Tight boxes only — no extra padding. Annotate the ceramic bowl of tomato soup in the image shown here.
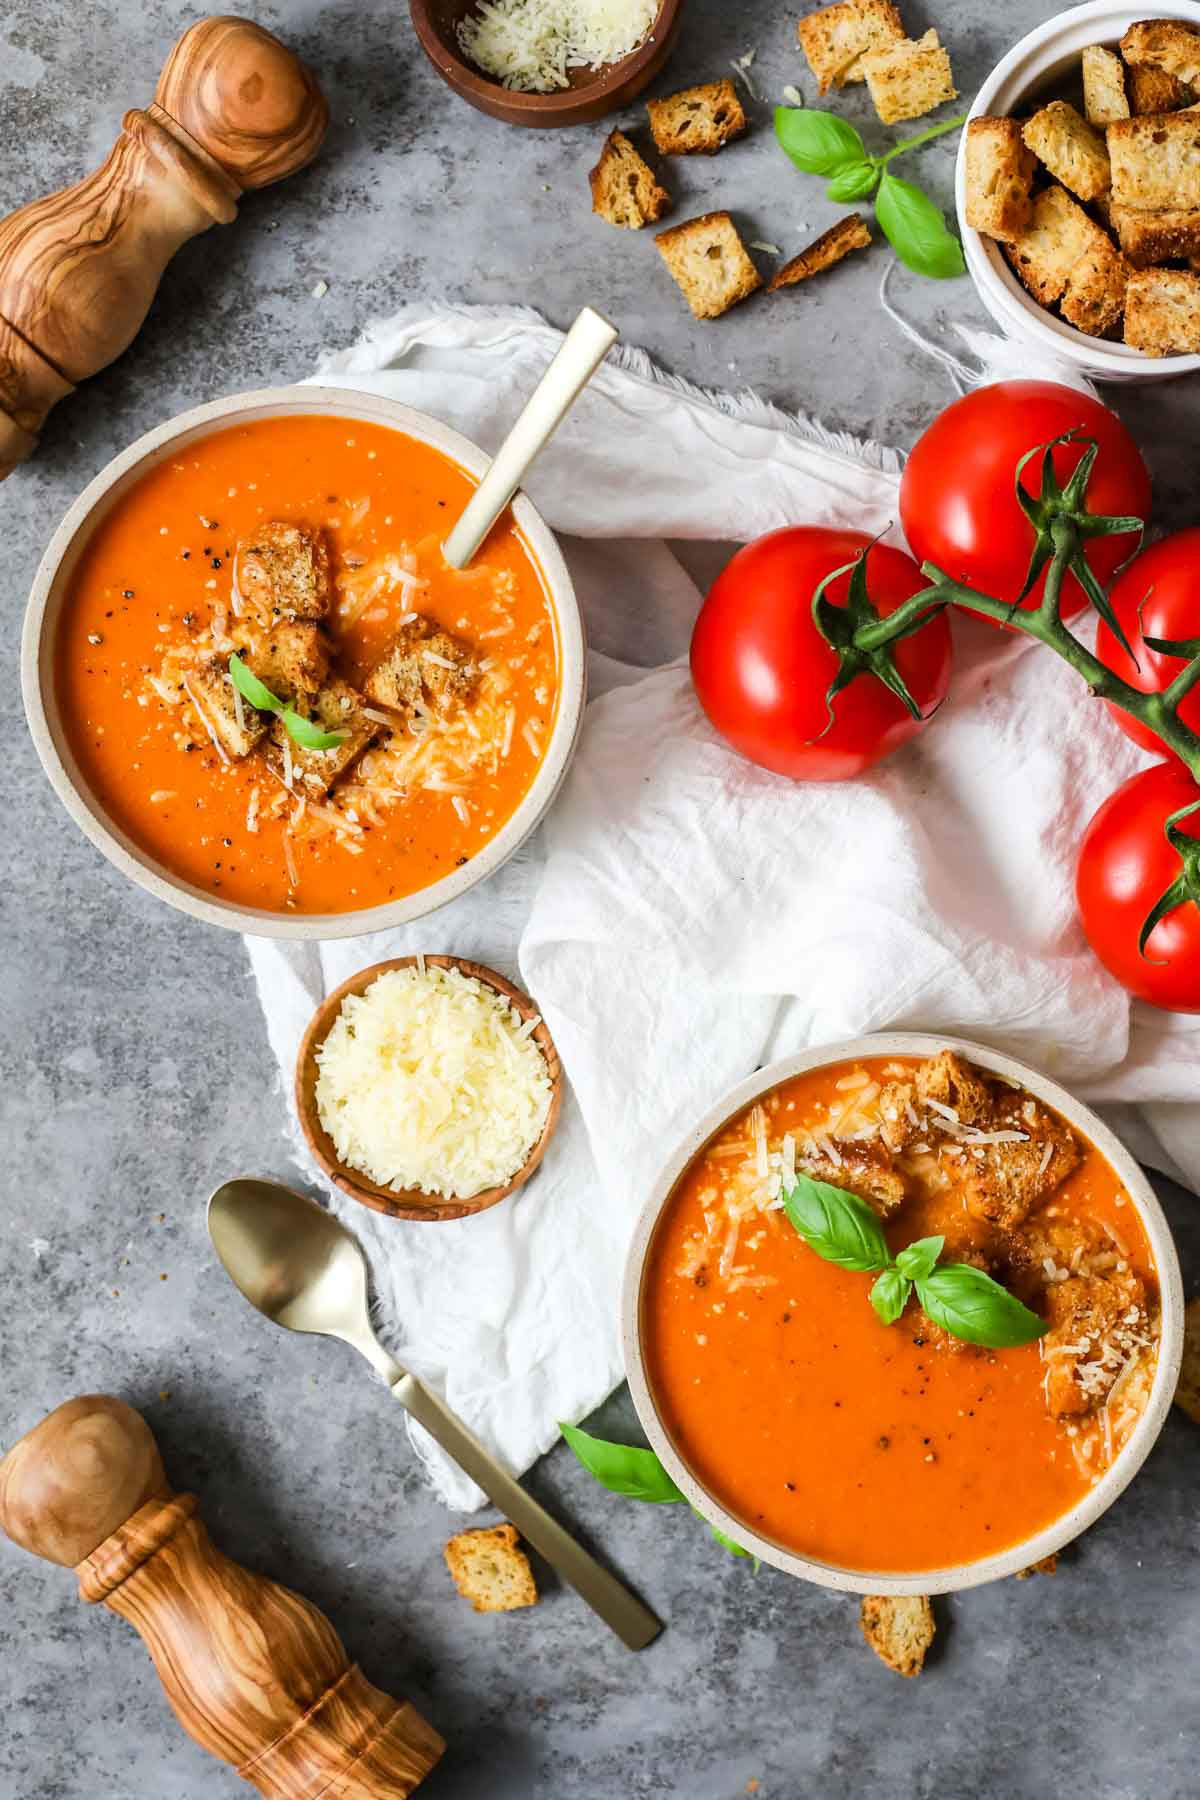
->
[22,387,584,938]
[624,1034,1183,1594]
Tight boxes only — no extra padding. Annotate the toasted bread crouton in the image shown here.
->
[915,1051,993,1130]
[1082,44,1130,125]
[1109,112,1200,208]
[1061,229,1130,337]
[1126,60,1191,112]
[1015,1553,1059,1578]
[1121,18,1200,87]
[860,1594,935,1676]
[1043,1271,1149,1416]
[363,615,479,717]
[264,678,379,798]
[768,214,871,289]
[164,651,267,761]
[444,1524,538,1613]
[589,129,671,229]
[1004,185,1106,306]
[860,29,957,125]
[1173,1295,1200,1422]
[1125,266,1200,352]
[799,1143,906,1218]
[964,116,1037,240]
[235,522,331,627]
[647,80,745,156]
[1111,201,1200,266]
[961,1103,1081,1232]
[231,620,329,705]
[797,0,904,92]
[655,211,762,319]
[1022,100,1111,202]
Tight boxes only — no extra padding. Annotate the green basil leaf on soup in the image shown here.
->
[875,171,966,280]
[775,105,868,175]
[895,1234,944,1283]
[281,707,351,751]
[559,1422,686,1503]
[228,652,283,714]
[782,1171,891,1273]
[914,1263,1047,1349]
[869,1267,912,1327]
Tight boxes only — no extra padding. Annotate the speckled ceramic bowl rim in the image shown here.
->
[956,0,1200,384]
[21,385,586,941]
[622,1031,1184,1596]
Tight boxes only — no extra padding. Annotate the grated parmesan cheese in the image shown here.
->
[458,0,656,92]
[314,964,553,1199]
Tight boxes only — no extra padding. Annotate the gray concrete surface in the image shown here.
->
[1,2,1199,1796]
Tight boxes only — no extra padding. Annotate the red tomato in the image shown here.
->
[900,381,1151,622]
[1094,530,1200,755]
[689,526,952,782]
[1076,761,1200,1011]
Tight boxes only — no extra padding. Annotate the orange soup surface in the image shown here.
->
[642,1055,1160,1574]
[56,415,560,914]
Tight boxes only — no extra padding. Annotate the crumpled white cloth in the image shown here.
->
[247,302,1200,1509]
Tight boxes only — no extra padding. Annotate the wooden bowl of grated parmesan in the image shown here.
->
[410,0,685,128]
[296,954,562,1220]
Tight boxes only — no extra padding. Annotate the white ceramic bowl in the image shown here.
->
[622,1032,1184,1595]
[21,386,586,940]
[957,0,1200,384]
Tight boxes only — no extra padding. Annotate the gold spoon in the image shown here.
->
[207,1177,661,1650]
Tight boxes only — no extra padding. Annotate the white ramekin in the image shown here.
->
[957,0,1200,384]
[622,1032,1183,1595]
[21,386,586,941]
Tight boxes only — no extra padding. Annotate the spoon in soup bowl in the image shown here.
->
[207,1176,661,1649]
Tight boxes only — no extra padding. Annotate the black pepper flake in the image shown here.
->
[785,1481,795,1491]
[877,1435,890,1450]
[122,589,134,598]
[210,557,222,570]
[222,837,232,847]
[456,855,468,866]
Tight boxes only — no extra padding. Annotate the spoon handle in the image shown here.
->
[441,306,618,570]
[390,1372,661,1651]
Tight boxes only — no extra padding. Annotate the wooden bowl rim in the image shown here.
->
[409,0,683,116]
[294,954,563,1222]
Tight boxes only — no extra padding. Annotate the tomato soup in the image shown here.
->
[55,414,560,914]
[641,1053,1160,1574]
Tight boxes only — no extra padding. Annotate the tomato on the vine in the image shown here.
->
[899,381,1151,621]
[689,527,952,782]
[1094,530,1200,755]
[1076,761,1200,1012]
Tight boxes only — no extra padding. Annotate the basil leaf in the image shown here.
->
[281,707,351,751]
[826,160,880,203]
[915,1264,1047,1349]
[875,171,965,280]
[708,1522,758,1568]
[782,1171,890,1273]
[559,1422,685,1503]
[228,652,282,714]
[775,105,867,176]
[895,1235,944,1282]
[869,1267,911,1326]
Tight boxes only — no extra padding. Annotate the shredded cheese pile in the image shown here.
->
[314,963,553,1199]
[457,0,657,92]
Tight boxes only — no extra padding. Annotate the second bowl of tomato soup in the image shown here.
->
[23,387,584,938]
[623,1034,1183,1594]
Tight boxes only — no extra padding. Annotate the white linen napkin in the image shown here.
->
[247,303,1200,1508]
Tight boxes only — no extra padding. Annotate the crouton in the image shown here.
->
[230,620,329,704]
[166,651,267,761]
[655,211,762,319]
[964,116,1038,241]
[1111,201,1200,266]
[961,1103,1081,1232]
[1173,1295,1200,1422]
[1003,185,1107,306]
[1126,60,1191,112]
[1022,100,1111,202]
[589,129,671,229]
[1015,1553,1059,1578]
[1125,267,1200,353]
[800,1144,906,1218]
[264,678,379,798]
[646,80,746,156]
[1121,18,1200,87]
[1061,229,1130,337]
[235,522,331,626]
[363,615,479,716]
[860,30,957,125]
[768,214,871,289]
[444,1524,538,1613]
[1082,44,1130,125]
[797,0,904,93]
[914,1051,993,1130]
[877,1079,919,1152]
[1109,112,1200,209]
[1043,1271,1149,1416]
[860,1594,935,1676]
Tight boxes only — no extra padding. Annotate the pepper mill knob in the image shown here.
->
[0,1396,444,1799]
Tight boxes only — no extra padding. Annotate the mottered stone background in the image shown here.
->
[1,2,1198,1796]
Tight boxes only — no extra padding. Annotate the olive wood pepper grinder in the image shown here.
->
[0,14,328,479]
[0,1395,444,1797]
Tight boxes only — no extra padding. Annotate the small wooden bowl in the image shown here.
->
[410,0,685,128]
[295,955,563,1222]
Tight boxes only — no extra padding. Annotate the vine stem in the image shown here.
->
[878,111,969,167]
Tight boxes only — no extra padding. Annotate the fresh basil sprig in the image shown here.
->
[559,1422,758,1568]
[773,105,966,281]
[782,1171,1045,1349]
[228,653,350,751]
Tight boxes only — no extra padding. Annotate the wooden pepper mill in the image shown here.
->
[0,14,328,479]
[0,1396,444,1797]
